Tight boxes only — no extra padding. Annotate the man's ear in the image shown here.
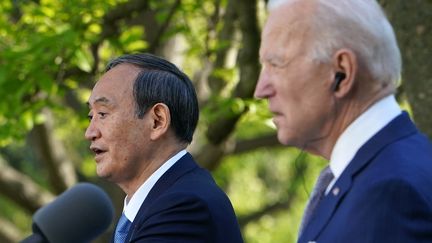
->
[331,48,358,98]
[148,103,171,140]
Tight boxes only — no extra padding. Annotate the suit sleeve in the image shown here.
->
[130,192,215,243]
[347,178,432,242]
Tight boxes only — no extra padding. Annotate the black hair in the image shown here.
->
[106,53,199,144]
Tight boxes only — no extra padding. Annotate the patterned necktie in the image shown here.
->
[114,213,131,243]
[299,166,334,236]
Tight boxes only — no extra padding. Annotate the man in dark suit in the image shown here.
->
[255,0,432,242]
[85,53,243,242]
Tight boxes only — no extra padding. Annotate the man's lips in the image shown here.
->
[268,104,280,116]
[90,146,107,161]
[271,111,283,126]
[90,146,106,154]
[270,110,283,117]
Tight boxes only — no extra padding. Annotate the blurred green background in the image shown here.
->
[0,0,431,242]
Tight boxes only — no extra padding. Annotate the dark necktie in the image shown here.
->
[299,166,334,236]
[114,213,131,243]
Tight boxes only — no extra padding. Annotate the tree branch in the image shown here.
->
[205,0,261,146]
[0,156,55,213]
[238,198,296,227]
[207,0,238,93]
[195,133,281,170]
[233,0,261,99]
[100,0,150,40]
[28,110,77,193]
[197,0,262,170]
[237,153,309,228]
[147,0,182,53]
[192,0,238,106]
[233,133,281,154]
[0,216,23,243]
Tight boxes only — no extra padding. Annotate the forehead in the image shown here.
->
[260,2,314,60]
[88,64,141,106]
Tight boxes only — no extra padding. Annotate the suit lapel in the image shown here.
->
[125,152,198,242]
[139,153,197,208]
[299,112,418,242]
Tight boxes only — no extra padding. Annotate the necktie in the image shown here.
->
[114,213,131,243]
[299,166,334,236]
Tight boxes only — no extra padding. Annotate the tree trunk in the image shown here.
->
[382,0,432,138]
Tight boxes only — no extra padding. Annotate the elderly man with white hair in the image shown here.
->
[255,0,432,242]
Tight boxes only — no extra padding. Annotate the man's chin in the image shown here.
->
[277,132,303,148]
[276,132,292,146]
[96,167,113,181]
[100,174,113,179]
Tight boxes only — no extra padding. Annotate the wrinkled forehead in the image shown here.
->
[260,4,314,61]
[264,0,315,37]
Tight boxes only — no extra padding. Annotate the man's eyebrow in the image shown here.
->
[261,54,286,65]
[86,97,111,108]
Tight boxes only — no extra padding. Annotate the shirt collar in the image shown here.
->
[123,150,187,222]
[329,95,401,179]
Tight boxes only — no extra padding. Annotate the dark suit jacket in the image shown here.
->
[120,153,243,243]
[299,112,432,243]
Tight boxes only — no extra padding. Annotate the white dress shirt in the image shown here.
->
[122,150,187,222]
[326,95,402,193]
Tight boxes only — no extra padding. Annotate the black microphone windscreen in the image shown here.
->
[32,183,114,243]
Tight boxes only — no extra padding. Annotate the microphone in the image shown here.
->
[21,183,115,243]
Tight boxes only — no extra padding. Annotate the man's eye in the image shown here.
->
[269,61,283,68]
[87,112,107,120]
[262,61,277,70]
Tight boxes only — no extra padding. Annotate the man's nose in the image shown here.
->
[85,120,101,141]
[254,69,274,98]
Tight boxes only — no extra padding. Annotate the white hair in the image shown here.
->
[268,0,402,87]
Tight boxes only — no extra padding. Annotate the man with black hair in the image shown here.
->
[86,53,243,243]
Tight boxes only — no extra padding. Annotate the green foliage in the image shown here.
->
[1,1,317,241]
[4,1,423,242]
[0,0,100,145]
[214,148,327,242]
[0,195,31,234]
